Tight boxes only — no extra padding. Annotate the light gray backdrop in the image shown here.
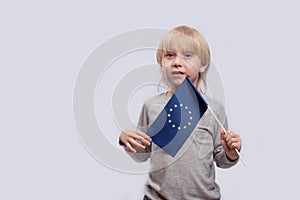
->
[1,0,299,199]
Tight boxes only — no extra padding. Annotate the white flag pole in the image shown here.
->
[207,106,247,167]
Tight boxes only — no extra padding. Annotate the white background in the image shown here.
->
[1,0,300,199]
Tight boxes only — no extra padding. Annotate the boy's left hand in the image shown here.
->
[220,130,242,161]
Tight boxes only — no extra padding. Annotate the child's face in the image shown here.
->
[161,42,205,91]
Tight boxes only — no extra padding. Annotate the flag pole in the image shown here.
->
[207,106,247,167]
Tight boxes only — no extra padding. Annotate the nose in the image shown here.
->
[173,55,183,67]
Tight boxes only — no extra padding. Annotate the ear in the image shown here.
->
[199,64,208,73]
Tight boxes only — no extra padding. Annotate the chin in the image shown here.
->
[169,79,185,90]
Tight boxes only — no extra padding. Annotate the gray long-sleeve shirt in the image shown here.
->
[126,93,238,200]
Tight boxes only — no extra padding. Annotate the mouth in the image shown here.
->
[172,71,186,76]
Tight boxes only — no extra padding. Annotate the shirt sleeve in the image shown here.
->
[124,103,151,162]
[212,101,239,168]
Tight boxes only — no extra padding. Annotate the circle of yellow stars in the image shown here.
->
[167,103,193,131]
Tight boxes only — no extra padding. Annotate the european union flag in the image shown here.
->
[146,77,208,157]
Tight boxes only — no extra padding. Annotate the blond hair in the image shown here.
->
[156,25,210,91]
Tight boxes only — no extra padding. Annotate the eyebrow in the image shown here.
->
[164,49,194,54]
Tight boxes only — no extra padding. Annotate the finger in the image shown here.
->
[220,129,226,135]
[220,130,226,140]
[226,136,241,146]
[225,131,239,143]
[226,131,240,139]
[140,138,152,146]
[222,133,237,150]
[134,136,151,146]
[132,130,152,146]
[223,130,235,140]
[133,129,152,141]
[128,133,151,146]
[220,139,229,151]
[227,139,242,151]
[226,137,239,146]
[122,129,149,141]
[125,142,137,153]
[225,134,232,143]
[232,141,242,151]
[128,138,147,150]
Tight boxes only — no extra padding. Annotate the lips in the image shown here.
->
[172,71,185,75]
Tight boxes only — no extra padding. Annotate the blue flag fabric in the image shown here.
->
[146,77,208,157]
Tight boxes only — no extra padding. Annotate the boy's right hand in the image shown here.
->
[119,129,152,153]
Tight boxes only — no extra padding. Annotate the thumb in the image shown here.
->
[220,129,226,140]
[220,130,229,151]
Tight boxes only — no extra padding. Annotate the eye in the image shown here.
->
[184,52,193,58]
[164,52,175,58]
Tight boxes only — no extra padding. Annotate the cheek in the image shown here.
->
[186,65,200,80]
[161,62,172,72]
[161,59,172,67]
[187,64,200,76]
[160,66,170,78]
